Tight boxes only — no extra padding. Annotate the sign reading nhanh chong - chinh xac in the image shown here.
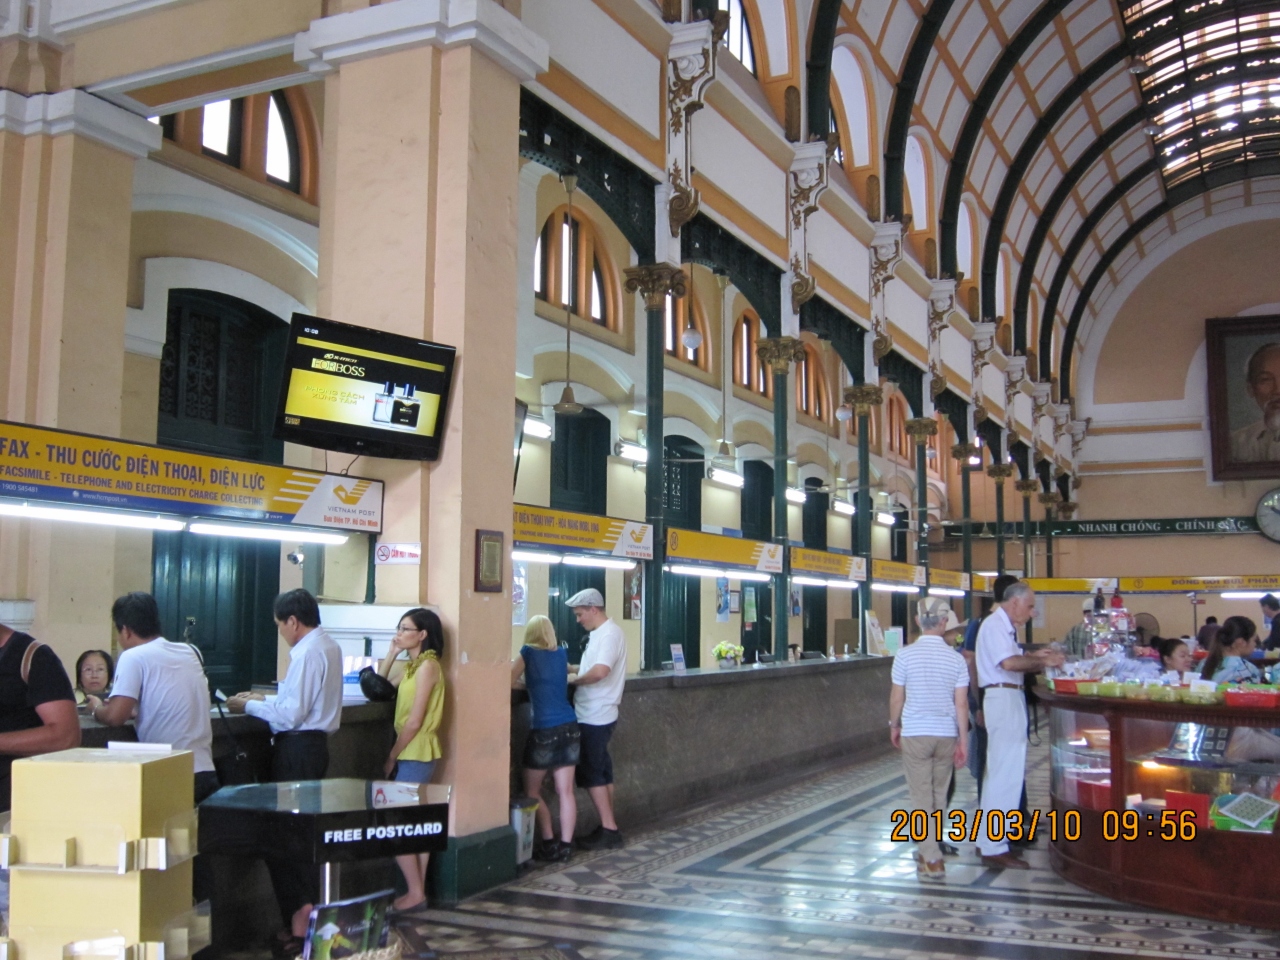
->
[0,420,383,532]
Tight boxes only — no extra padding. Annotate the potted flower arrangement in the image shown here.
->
[712,641,744,668]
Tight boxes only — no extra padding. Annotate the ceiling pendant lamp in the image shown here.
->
[553,173,584,416]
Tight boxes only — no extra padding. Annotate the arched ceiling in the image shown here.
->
[791,0,1280,401]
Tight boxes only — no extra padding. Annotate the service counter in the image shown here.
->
[1042,687,1280,929]
[513,656,895,829]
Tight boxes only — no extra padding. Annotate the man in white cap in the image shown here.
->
[888,597,969,881]
[566,587,627,849]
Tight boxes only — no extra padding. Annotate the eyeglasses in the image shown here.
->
[396,625,424,634]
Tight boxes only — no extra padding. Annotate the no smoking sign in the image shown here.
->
[374,542,422,565]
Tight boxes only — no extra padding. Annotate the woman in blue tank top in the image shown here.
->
[512,616,580,861]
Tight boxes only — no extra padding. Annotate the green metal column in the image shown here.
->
[906,419,934,572]
[988,464,1013,575]
[1044,495,1057,578]
[1017,479,1036,577]
[772,367,790,660]
[624,265,686,670]
[956,442,974,620]
[846,385,881,654]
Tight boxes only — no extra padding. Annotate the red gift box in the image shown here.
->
[1166,789,1211,827]
[1079,778,1112,811]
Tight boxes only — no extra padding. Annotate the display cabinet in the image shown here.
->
[1042,688,1280,929]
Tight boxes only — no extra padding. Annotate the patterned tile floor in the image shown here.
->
[394,735,1280,960]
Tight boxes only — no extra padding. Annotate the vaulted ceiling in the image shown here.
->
[796,0,1280,399]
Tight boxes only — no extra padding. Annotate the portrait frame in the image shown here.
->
[1207,315,1280,480]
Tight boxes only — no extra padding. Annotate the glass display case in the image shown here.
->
[1043,688,1280,929]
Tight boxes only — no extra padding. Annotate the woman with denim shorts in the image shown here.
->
[377,607,445,912]
[512,615,580,862]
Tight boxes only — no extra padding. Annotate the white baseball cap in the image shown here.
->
[918,596,962,633]
[565,588,605,609]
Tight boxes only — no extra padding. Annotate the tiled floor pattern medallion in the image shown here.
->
[398,740,1280,959]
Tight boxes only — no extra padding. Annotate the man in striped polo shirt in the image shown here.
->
[889,597,970,881]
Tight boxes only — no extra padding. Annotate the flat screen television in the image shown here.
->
[274,314,457,461]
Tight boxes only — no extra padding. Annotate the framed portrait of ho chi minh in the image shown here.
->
[1207,315,1280,480]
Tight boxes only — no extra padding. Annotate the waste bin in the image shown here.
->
[511,796,539,864]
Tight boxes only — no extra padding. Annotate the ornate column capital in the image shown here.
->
[1014,479,1040,497]
[1056,500,1078,520]
[904,417,938,440]
[986,463,1016,483]
[1037,491,1061,508]
[624,264,687,311]
[844,384,884,416]
[755,336,807,374]
[951,441,978,460]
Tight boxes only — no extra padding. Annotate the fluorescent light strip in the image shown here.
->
[875,512,897,526]
[870,582,919,594]
[523,418,552,439]
[928,587,966,597]
[511,550,562,564]
[0,501,185,531]
[562,555,635,570]
[1221,591,1266,600]
[616,441,647,463]
[667,564,725,578]
[792,575,859,590]
[188,522,347,545]
[785,487,807,504]
[833,500,855,516]
[736,570,774,582]
[708,467,744,488]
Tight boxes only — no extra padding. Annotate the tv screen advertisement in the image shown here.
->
[275,314,457,461]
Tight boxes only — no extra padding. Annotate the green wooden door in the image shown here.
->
[548,564,606,664]
[662,436,703,668]
[152,290,288,692]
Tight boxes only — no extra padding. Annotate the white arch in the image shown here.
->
[126,257,309,358]
[831,43,872,167]
[904,134,929,228]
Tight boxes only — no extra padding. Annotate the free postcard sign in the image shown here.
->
[513,504,653,559]
[0,419,383,532]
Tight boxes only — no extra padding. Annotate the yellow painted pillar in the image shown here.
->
[0,89,159,665]
[301,0,548,897]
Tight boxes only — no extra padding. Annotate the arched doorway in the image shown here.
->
[151,289,289,693]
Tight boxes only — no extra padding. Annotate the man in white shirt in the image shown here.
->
[974,580,1063,869]
[889,598,969,881]
[91,592,218,903]
[91,592,218,798]
[566,588,627,850]
[226,588,342,949]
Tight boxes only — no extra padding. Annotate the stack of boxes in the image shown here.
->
[4,747,208,959]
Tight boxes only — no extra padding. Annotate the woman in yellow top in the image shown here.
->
[377,606,445,913]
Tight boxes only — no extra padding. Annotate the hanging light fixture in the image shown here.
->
[713,270,734,469]
[554,173,584,415]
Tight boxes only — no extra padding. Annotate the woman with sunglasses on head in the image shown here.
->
[377,607,445,914]
[1200,615,1262,684]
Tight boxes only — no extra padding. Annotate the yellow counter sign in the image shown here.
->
[929,568,970,591]
[872,559,926,586]
[790,548,866,581]
[513,504,653,559]
[0,419,383,531]
[666,528,783,573]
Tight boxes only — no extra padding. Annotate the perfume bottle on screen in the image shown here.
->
[391,384,421,428]
[373,383,395,423]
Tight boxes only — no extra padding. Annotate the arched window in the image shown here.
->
[904,135,930,230]
[664,289,710,371]
[885,393,912,462]
[795,344,831,424]
[927,415,950,477]
[155,89,317,202]
[732,310,772,398]
[996,249,1010,321]
[719,0,756,75]
[534,206,617,329]
[956,200,975,283]
[831,45,872,169]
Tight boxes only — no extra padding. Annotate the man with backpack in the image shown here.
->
[0,620,80,811]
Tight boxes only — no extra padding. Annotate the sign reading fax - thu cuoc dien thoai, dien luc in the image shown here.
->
[0,419,383,532]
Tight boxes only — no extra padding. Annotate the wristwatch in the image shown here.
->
[888,720,900,728]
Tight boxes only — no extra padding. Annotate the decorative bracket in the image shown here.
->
[665,21,717,239]
[1030,381,1052,421]
[970,320,996,393]
[869,221,902,364]
[927,280,955,345]
[1069,419,1090,459]
[1004,355,1027,413]
[787,141,829,315]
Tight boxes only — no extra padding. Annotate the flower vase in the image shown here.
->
[718,657,738,669]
